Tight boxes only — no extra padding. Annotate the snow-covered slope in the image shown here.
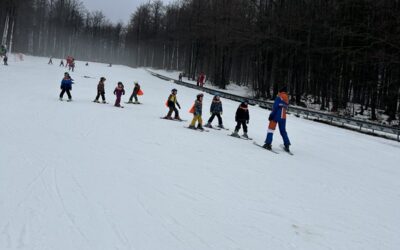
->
[1,56,399,250]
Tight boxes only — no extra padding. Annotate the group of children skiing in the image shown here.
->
[58,72,291,152]
[160,87,291,152]
[58,73,143,107]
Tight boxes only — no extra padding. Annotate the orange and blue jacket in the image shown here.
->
[270,92,289,121]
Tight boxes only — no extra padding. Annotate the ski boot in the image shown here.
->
[59,97,63,101]
[188,125,196,130]
[204,122,212,128]
[242,133,249,139]
[67,98,72,102]
[283,144,290,152]
[164,116,173,120]
[230,130,240,138]
[102,100,107,104]
[174,116,182,121]
[217,124,224,129]
[197,124,204,131]
[262,144,272,150]
[93,99,100,103]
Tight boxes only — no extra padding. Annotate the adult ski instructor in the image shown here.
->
[263,86,291,152]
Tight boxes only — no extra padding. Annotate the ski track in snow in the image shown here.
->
[0,56,399,250]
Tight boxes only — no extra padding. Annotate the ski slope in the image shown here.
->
[1,56,399,250]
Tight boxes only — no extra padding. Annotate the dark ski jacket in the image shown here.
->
[210,100,223,114]
[132,84,140,95]
[97,81,105,93]
[235,103,249,122]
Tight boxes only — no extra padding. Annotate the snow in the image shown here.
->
[1,56,400,250]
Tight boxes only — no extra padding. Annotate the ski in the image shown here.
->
[125,102,142,105]
[160,117,187,122]
[204,125,229,131]
[204,125,221,130]
[228,134,253,140]
[253,142,279,154]
[93,101,109,104]
[279,144,294,155]
[184,126,209,132]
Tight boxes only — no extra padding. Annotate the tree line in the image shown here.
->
[1,0,399,122]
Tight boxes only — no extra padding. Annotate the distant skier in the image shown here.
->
[189,93,204,130]
[59,72,74,101]
[85,62,89,66]
[3,55,8,66]
[263,86,291,152]
[69,59,75,72]
[59,60,64,67]
[205,95,224,128]
[113,82,125,107]
[48,57,53,65]
[93,77,107,103]
[0,45,7,57]
[179,73,183,81]
[198,72,205,87]
[164,88,181,120]
[231,101,250,138]
[128,82,141,103]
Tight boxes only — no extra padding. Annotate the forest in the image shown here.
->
[1,0,399,122]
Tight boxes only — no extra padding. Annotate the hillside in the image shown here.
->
[0,56,399,250]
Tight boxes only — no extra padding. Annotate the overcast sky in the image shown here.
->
[80,0,173,24]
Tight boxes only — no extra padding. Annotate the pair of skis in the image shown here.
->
[253,142,293,155]
[124,101,142,105]
[204,124,229,131]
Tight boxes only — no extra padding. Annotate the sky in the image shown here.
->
[80,0,173,24]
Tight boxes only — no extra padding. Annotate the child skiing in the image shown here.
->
[60,60,64,67]
[128,82,141,103]
[113,82,125,107]
[205,95,224,128]
[231,101,250,138]
[93,77,107,103]
[263,86,291,152]
[59,72,74,101]
[189,93,204,130]
[3,55,8,66]
[164,88,181,120]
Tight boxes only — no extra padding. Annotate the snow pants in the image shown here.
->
[265,119,290,146]
[235,120,247,133]
[115,94,122,107]
[60,87,72,99]
[129,93,138,102]
[95,92,106,101]
[190,115,203,127]
[208,113,223,125]
[166,106,179,119]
